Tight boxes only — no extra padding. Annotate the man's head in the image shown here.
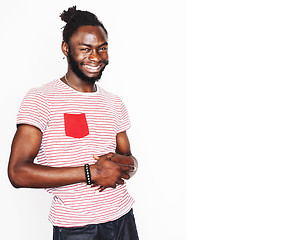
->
[60,6,109,82]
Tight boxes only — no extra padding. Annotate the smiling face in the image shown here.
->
[63,25,109,82]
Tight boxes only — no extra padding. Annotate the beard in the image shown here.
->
[67,51,109,83]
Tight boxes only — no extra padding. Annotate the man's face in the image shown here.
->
[67,25,109,82]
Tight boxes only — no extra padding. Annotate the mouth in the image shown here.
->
[82,63,103,73]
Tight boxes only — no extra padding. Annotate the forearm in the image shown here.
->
[109,153,138,178]
[125,155,138,178]
[114,131,137,177]
[8,162,86,189]
[9,125,90,189]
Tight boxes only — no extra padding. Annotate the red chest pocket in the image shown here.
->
[64,113,89,138]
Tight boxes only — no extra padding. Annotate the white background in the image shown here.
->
[189,0,287,240]
[0,0,186,240]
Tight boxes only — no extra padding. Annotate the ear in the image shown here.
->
[62,41,69,57]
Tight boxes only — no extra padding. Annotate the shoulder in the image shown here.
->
[24,79,66,103]
[37,79,61,95]
[25,80,56,95]
[21,80,61,110]
[97,86,124,103]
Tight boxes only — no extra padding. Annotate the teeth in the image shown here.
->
[85,65,101,71]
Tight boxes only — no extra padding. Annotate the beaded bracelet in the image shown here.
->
[84,164,92,185]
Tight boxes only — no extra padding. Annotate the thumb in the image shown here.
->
[93,155,100,160]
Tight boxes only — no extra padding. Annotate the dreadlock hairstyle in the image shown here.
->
[60,6,108,44]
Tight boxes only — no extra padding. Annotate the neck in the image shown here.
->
[63,71,97,92]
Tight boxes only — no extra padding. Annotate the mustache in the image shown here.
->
[67,51,109,83]
[80,59,109,66]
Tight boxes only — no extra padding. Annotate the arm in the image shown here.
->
[94,131,138,192]
[114,131,138,178]
[8,124,127,189]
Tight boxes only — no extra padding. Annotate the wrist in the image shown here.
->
[89,162,102,183]
[84,164,92,185]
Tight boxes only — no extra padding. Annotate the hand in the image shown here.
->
[102,153,137,177]
[90,153,131,192]
[109,153,137,177]
[108,153,134,167]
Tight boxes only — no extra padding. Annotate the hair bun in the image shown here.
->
[60,6,78,23]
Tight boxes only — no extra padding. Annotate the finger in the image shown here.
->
[93,155,100,160]
[121,173,130,180]
[95,186,103,191]
[105,152,115,160]
[119,165,133,172]
[117,179,125,185]
[99,186,107,192]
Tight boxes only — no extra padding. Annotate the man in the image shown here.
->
[8,6,139,240]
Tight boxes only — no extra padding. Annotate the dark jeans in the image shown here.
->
[53,209,139,240]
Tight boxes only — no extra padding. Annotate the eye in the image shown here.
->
[81,48,90,52]
[99,47,108,51]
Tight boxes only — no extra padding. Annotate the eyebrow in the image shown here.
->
[79,42,108,48]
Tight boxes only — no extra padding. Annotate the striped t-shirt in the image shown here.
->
[17,79,134,227]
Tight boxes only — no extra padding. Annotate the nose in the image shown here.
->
[89,50,102,62]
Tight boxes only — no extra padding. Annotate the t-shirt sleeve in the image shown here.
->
[116,98,131,133]
[17,88,50,133]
